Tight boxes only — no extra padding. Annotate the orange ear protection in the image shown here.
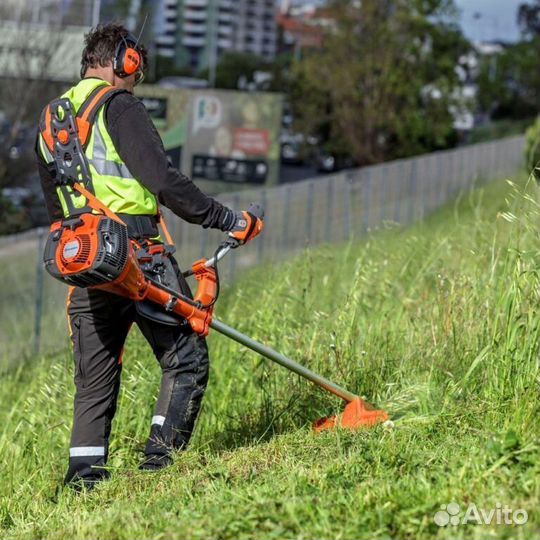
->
[113,33,142,78]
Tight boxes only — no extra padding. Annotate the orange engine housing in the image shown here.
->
[44,214,140,289]
[44,213,217,336]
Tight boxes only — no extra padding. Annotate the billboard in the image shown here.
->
[137,86,283,192]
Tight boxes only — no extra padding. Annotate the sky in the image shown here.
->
[291,0,525,43]
[454,0,524,43]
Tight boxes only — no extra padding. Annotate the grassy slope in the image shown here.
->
[0,175,538,540]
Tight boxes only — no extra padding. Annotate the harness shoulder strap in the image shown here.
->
[39,105,54,153]
[39,84,127,153]
[76,85,127,147]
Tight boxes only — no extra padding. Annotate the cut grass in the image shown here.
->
[0,173,538,540]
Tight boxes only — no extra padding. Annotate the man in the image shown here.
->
[35,23,263,490]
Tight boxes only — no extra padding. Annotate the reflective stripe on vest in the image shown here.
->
[90,114,135,179]
[38,78,157,218]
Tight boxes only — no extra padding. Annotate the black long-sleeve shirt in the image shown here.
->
[35,82,233,230]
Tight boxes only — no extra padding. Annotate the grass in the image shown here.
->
[0,173,538,539]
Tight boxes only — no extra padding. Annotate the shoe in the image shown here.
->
[139,453,173,471]
[65,475,102,493]
[64,464,109,492]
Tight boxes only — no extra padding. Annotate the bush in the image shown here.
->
[524,116,540,180]
[0,195,31,235]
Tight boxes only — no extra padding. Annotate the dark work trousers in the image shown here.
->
[64,263,210,484]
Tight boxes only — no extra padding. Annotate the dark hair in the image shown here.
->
[80,23,147,78]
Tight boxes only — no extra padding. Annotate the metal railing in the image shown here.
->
[0,135,525,368]
[167,135,524,276]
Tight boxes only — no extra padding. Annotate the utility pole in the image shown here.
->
[127,0,142,32]
[208,0,218,88]
[31,0,41,24]
[92,0,101,27]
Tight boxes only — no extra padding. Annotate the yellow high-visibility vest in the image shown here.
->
[38,78,158,217]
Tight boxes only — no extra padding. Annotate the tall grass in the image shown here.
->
[0,174,538,540]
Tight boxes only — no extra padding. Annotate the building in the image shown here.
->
[0,22,83,81]
[276,0,333,55]
[155,0,178,58]
[231,0,278,62]
[177,0,235,71]
[153,0,278,72]
[0,0,93,26]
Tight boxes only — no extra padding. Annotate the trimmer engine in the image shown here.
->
[44,214,130,287]
[43,210,217,336]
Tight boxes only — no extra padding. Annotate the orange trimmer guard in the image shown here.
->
[313,397,389,432]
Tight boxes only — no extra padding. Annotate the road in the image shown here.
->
[279,163,326,183]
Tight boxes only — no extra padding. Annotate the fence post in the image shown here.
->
[392,164,402,224]
[422,159,429,215]
[407,159,418,224]
[282,185,292,253]
[462,146,467,190]
[490,140,497,179]
[435,152,443,209]
[199,228,208,259]
[376,165,386,224]
[325,176,334,243]
[344,173,352,240]
[305,181,314,245]
[362,168,372,233]
[180,218,190,266]
[33,227,45,355]
[494,139,501,177]
[445,151,453,202]
[229,193,240,280]
[471,144,480,187]
[428,156,437,213]
[257,189,267,263]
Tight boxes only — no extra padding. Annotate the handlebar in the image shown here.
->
[208,201,264,265]
[183,202,264,276]
[204,244,232,268]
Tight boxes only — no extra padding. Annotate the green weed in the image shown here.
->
[0,174,538,539]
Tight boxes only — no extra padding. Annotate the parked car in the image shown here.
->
[280,131,307,165]
[314,149,356,172]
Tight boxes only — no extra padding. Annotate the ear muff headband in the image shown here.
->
[113,33,142,78]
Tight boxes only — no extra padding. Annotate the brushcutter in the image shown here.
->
[41,96,389,432]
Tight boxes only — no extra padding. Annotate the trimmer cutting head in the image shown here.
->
[313,397,389,432]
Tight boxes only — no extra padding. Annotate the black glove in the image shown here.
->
[228,210,264,245]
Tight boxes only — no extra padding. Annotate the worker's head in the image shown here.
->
[81,23,147,92]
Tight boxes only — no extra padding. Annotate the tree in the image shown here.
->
[518,1,540,113]
[198,52,268,90]
[289,0,469,165]
[476,3,539,119]
[524,117,539,180]
[476,42,539,119]
[517,2,540,39]
[267,52,296,93]
[516,2,539,180]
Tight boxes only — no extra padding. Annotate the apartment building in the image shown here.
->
[155,0,178,58]
[154,0,278,71]
[231,0,278,62]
